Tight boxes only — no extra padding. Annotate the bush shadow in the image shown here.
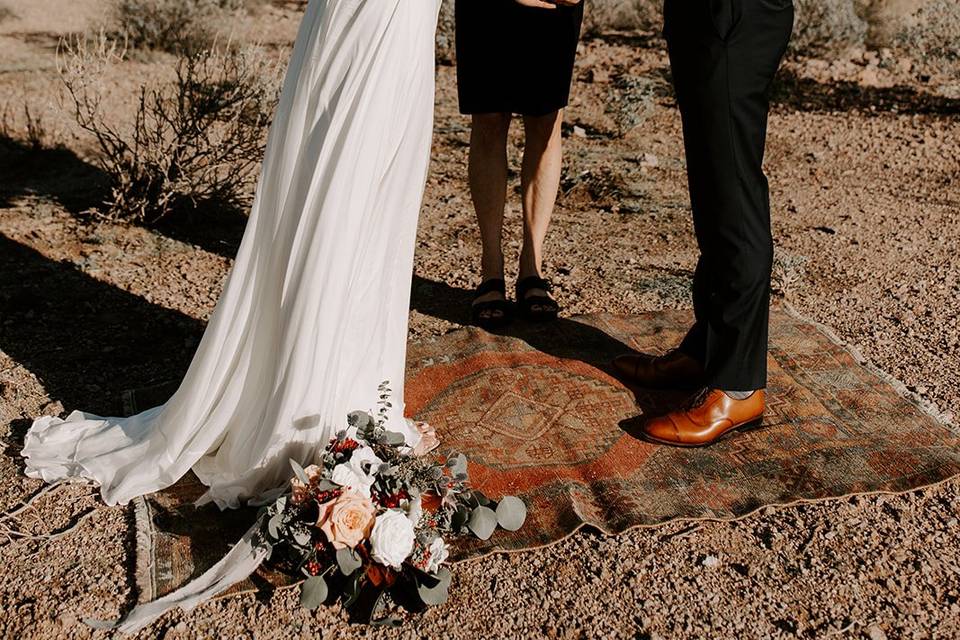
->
[0,134,111,214]
[771,66,960,116]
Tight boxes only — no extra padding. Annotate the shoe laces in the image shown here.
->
[682,387,712,411]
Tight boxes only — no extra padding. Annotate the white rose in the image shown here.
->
[369,509,415,569]
[424,537,449,574]
[330,446,382,497]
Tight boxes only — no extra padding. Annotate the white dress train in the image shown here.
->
[23,0,440,510]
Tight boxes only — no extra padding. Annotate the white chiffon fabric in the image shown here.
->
[23,0,441,511]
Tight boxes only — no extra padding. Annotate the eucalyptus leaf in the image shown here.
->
[416,567,451,606]
[451,506,469,531]
[381,430,406,446]
[495,496,527,531]
[348,411,372,429]
[449,453,467,476]
[336,547,363,576]
[359,421,376,441]
[289,458,310,484]
[292,528,312,547]
[275,495,288,514]
[267,513,283,540]
[316,479,338,492]
[343,572,363,608]
[300,576,328,610]
[467,505,497,540]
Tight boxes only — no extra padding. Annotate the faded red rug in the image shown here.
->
[132,307,960,600]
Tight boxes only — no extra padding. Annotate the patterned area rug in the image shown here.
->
[132,307,960,601]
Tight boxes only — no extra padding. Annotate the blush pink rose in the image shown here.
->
[315,490,376,549]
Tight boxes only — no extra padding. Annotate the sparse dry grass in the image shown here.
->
[0,102,51,151]
[108,0,248,56]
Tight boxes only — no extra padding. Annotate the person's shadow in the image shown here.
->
[410,274,685,434]
[0,234,204,467]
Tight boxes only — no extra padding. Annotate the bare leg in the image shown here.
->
[519,109,564,310]
[468,113,512,319]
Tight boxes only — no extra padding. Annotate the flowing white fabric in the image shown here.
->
[23,0,441,510]
[87,520,271,633]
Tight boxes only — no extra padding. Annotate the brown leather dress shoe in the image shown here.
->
[612,349,705,390]
[641,389,765,447]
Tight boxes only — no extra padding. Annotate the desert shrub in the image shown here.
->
[791,0,868,56]
[582,0,661,35]
[771,248,808,298]
[110,0,248,55]
[582,0,869,55]
[576,0,957,65]
[606,75,664,136]
[436,0,456,65]
[57,32,283,223]
[893,0,960,64]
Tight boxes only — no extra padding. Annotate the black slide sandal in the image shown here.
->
[471,278,513,329]
[516,275,560,322]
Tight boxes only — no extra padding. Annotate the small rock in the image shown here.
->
[572,126,587,139]
[702,555,720,568]
[866,623,888,640]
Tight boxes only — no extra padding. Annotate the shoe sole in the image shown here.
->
[639,416,767,448]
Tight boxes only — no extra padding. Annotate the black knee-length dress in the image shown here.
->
[455,0,584,116]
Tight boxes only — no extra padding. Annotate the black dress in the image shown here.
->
[455,0,584,116]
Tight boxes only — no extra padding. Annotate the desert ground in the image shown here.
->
[1,1,959,638]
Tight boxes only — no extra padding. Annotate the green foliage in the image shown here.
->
[467,505,498,540]
[495,496,527,532]
[300,576,328,610]
[416,567,452,606]
[336,548,363,576]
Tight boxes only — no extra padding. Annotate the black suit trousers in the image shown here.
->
[665,0,794,390]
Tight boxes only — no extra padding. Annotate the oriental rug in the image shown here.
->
[131,307,960,600]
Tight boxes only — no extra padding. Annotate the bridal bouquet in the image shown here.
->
[255,389,526,624]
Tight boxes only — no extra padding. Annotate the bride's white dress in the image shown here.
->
[22,0,441,512]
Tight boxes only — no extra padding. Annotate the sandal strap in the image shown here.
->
[475,278,506,298]
[472,298,511,313]
[516,276,552,300]
[471,297,512,325]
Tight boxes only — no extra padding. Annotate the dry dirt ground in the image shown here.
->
[2,1,960,639]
